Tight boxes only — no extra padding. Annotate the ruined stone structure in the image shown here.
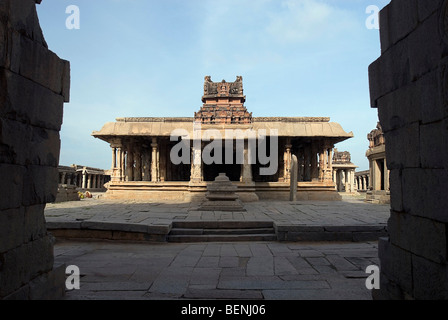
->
[366,123,390,204]
[370,0,448,299]
[332,149,357,193]
[58,164,110,191]
[355,170,369,192]
[93,76,354,202]
[0,0,70,299]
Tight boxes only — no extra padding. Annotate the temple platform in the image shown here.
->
[45,194,389,243]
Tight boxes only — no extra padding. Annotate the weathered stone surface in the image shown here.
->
[378,238,413,295]
[24,204,47,242]
[10,34,68,96]
[0,69,64,131]
[369,38,411,108]
[389,169,403,213]
[402,168,448,222]
[420,121,446,169]
[412,254,448,299]
[408,11,443,80]
[379,0,419,54]
[0,235,54,297]
[0,0,69,300]
[383,122,420,170]
[0,207,25,253]
[22,165,59,206]
[0,164,24,210]
[388,211,447,264]
[418,0,444,22]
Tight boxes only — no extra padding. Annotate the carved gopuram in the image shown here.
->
[92,76,354,202]
[366,122,390,204]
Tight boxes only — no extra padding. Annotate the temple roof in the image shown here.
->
[92,117,354,143]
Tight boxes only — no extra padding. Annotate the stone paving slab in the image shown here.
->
[57,240,379,300]
[45,195,390,242]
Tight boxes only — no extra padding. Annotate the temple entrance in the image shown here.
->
[203,146,241,181]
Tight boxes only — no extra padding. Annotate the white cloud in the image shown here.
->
[266,0,357,44]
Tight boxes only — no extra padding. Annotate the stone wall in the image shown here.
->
[0,0,70,299]
[369,0,448,299]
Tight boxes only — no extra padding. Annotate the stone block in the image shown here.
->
[388,211,447,263]
[418,0,444,22]
[402,168,448,222]
[376,80,422,133]
[420,121,446,169]
[369,39,411,108]
[8,0,46,46]
[438,57,448,120]
[0,164,24,210]
[408,11,443,81]
[0,207,25,253]
[29,263,66,300]
[389,169,403,213]
[412,254,448,299]
[0,69,64,131]
[0,235,54,297]
[24,204,47,243]
[378,238,413,295]
[383,122,420,169]
[22,165,59,206]
[0,116,61,167]
[10,33,68,95]
[0,20,6,68]
[0,117,31,165]
[420,68,444,124]
[379,4,391,54]
[29,126,61,167]
[379,0,419,53]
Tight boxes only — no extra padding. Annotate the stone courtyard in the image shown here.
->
[45,195,388,300]
[56,240,379,300]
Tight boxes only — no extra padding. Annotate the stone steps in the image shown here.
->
[167,221,277,242]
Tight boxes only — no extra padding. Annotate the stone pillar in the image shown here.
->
[318,148,325,181]
[142,149,151,181]
[120,148,126,181]
[126,149,134,182]
[116,147,122,181]
[111,147,117,169]
[333,169,337,190]
[304,145,311,181]
[289,155,298,201]
[384,165,390,191]
[82,170,87,189]
[151,138,159,182]
[190,141,202,183]
[61,172,66,185]
[134,149,142,181]
[283,139,292,183]
[241,139,253,184]
[87,174,92,189]
[310,143,319,181]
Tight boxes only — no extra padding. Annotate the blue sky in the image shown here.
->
[36,0,390,171]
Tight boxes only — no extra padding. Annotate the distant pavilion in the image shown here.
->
[92,76,354,201]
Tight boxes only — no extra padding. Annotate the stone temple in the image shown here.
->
[93,76,354,202]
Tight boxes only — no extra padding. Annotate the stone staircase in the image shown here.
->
[167,221,277,242]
